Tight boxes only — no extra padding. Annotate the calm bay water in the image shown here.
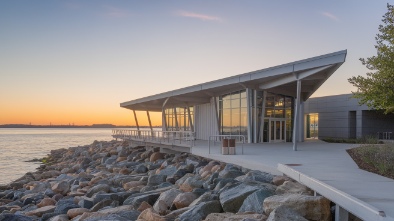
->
[0,128,120,185]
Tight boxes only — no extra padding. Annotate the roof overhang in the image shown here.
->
[121,50,347,111]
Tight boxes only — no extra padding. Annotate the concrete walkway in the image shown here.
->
[191,140,394,221]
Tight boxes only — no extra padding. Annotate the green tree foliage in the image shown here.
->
[348,4,394,113]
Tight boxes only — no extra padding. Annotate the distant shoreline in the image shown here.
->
[0,124,161,129]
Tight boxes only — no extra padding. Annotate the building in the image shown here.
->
[304,94,394,140]
[118,50,348,150]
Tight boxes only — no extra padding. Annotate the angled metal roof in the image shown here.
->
[121,50,347,111]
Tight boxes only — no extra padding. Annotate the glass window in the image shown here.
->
[275,95,284,107]
[231,98,240,108]
[241,97,247,107]
[274,109,284,118]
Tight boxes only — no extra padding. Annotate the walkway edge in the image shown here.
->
[278,163,392,221]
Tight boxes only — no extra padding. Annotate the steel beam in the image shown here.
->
[293,79,301,151]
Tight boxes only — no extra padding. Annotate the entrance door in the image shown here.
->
[269,119,286,142]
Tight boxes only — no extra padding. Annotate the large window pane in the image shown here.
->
[231,98,240,108]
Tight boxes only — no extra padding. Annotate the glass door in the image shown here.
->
[269,119,286,142]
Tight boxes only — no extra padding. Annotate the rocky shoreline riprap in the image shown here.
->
[0,140,332,221]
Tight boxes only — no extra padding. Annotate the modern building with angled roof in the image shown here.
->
[118,50,347,150]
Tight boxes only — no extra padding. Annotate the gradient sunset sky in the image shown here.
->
[0,1,388,126]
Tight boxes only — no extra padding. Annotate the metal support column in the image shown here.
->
[253,90,257,143]
[293,79,301,151]
[259,91,267,142]
[132,110,140,137]
[173,107,179,131]
[146,111,153,136]
[187,106,194,132]
[162,97,170,131]
[246,88,252,143]
[335,205,349,221]
[213,97,221,136]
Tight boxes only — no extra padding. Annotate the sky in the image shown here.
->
[0,1,390,126]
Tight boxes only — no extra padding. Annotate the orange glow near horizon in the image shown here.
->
[1,104,162,126]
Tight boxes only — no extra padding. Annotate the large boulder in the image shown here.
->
[178,200,222,221]
[238,188,275,213]
[235,170,274,184]
[153,188,182,215]
[263,194,331,221]
[24,205,56,217]
[173,192,198,209]
[179,176,204,192]
[204,212,267,221]
[150,152,165,162]
[51,181,70,195]
[266,205,308,221]
[219,182,276,213]
[137,208,169,221]
[86,184,110,197]
[123,192,161,209]
[148,175,167,186]
[275,181,313,195]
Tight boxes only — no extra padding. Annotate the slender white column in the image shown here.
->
[253,90,257,143]
[173,107,179,131]
[293,79,301,151]
[187,106,194,132]
[246,88,252,143]
[162,97,170,131]
[259,91,267,142]
[335,205,349,221]
[213,97,221,135]
[146,111,153,134]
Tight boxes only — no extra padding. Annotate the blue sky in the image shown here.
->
[0,1,389,125]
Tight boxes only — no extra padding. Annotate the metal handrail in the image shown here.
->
[112,129,196,147]
[208,135,245,155]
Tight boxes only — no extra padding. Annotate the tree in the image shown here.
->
[348,3,394,114]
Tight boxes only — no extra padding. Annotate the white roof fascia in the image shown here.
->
[120,50,347,109]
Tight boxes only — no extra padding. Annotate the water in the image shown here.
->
[0,128,119,185]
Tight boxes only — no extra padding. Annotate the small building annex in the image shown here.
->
[118,50,347,150]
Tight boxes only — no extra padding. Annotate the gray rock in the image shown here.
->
[0,214,33,221]
[93,193,120,205]
[78,198,94,209]
[178,200,222,221]
[189,192,219,207]
[236,170,274,184]
[90,199,114,212]
[219,182,276,213]
[123,192,160,209]
[86,184,110,197]
[54,199,79,214]
[134,164,148,173]
[153,188,182,215]
[219,170,245,179]
[238,189,275,213]
[267,205,308,221]
[147,174,167,186]
[157,165,177,177]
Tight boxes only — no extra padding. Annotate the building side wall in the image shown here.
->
[304,94,364,139]
[194,98,219,140]
[362,110,394,137]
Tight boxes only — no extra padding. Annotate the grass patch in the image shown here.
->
[322,135,382,144]
[347,143,394,179]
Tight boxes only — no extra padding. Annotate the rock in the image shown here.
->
[148,175,167,186]
[48,214,69,221]
[90,199,114,212]
[179,176,204,192]
[153,188,182,215]
[123,181,146,190]
[135,164,148,173]
[137,208,169,221]
[189,192,218,207]
[54,200,79,214]
[263,194,331,221]
[178,200,222,221]
[157,165,178,177]
[0,214,33,221]
[219,170,245,179]
[272,175,291,186]
[78,198,94,209]
[238,188,275,214]
[173,192,197,209]
[37,198,57,208]
[235,170,274,184]
[24,205,56,217]
[51,181,70,195]
[266,205,308,221]
[66,207,89,219]
[204,212,267,221]
[123,192,161,209]
[86,184,110,197]
[219,182,276,213]
[275,181,313,195]
[199,161,220,175]
[137,201,153,212]
[150,152,165,162]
